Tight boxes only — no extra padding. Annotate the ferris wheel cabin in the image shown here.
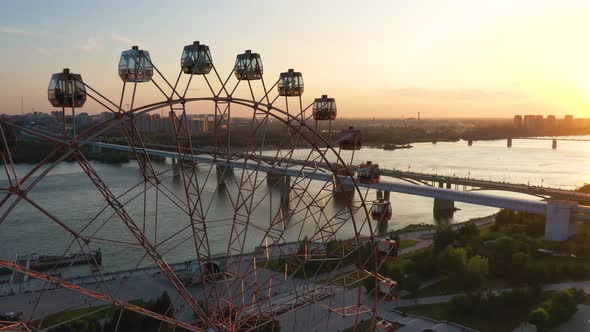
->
[378,278,398,301]
[357,161,380,184]
[377,238,399,260]
[338,126,362,150]
[312,95,337,120]
[118,46,154,82]
[371,199,392,222]
[181,41,213,75]
[278,69,304,96]
[234,50,263,80]
[376,320,394,332]
[48,68,87,108]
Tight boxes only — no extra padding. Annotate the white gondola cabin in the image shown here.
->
[181,41,212,75]
[312,95,336,120]
[278,69,304,96]
[357,161,380,184]
[338,126,362,150]
[48,68,87,108]
[376,320,393,332]
[378,278,398,301]
[371,199,392,222]
[118,46,154,82]
[377,238,399,259]
[234,50,263,80]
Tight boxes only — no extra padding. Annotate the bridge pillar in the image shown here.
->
[545,200,577,241]
[334,181,355,195]
[552,138,557,150]
[333,168,355,195]
[384,191,391,201]
[279,175,291,214]
[376,190,383,200]
[433,197,455,212]
[267,170,285,184]
[434,182,455,212]
[216,165,234,185]
[333,170,355,204]
[172,158,180,178]
[91,143,102,153]
[468,140,473,146]
[507,138,512,148]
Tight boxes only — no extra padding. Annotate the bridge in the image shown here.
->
[93,142,590,203]
[92,142,590,242]
[467,136,590,149]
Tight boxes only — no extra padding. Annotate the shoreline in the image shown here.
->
[395,213,497,237]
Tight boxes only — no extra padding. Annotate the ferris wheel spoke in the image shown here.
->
[0,147,73,226]
[73,153,212,325]
[120,119,159,182]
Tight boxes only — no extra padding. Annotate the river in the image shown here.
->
[0,137,588,277]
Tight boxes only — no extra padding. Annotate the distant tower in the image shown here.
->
[21,96,24,115]
[418,112,420,120]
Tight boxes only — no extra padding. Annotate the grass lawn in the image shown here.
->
[398,239,419,250]
[409,278,505,298]
[35,299,144,329]
[395,223,433,233]
[401,303,525,332]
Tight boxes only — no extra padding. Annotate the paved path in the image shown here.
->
[552,304,590,332]
[392,280,590,308]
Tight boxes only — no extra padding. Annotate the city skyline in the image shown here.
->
[2,0,590,118]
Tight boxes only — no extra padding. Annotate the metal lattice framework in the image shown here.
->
[0,41,398,331]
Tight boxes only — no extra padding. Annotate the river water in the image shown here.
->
[0,137,588,276]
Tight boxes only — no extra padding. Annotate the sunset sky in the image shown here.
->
[2,0,590,118]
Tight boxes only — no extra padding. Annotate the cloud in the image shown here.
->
[111,33,135,46]
[386,88,527,101]
[0,26,34,36]
[77,37,98,52]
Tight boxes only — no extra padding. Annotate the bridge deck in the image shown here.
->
[93,142,550,215]
[114,142,590,203]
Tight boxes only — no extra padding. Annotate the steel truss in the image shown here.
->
[0,42,394,332]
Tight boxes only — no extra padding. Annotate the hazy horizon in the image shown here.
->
[2,0,590,118]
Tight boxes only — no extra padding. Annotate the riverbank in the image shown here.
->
[394,213,497,238]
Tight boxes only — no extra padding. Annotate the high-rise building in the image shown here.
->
[76,112,90,126]
[513,115,523,127]
[563,114,574,129]
[546,115,556,129]
[523,114,544,130]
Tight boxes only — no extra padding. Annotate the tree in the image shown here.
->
[433,227,458,251]
[438,246,467,276]
[528,307,549,330]
[154,291,173,317]
[547,303,570,326]
[551,289,577,314]
[468,255,489,279]
[363,276,376,294]
[458,222,479,242]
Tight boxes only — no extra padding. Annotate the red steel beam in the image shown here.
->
[74,155,213,327]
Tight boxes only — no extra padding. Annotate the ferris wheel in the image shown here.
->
[0,40,399,331]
